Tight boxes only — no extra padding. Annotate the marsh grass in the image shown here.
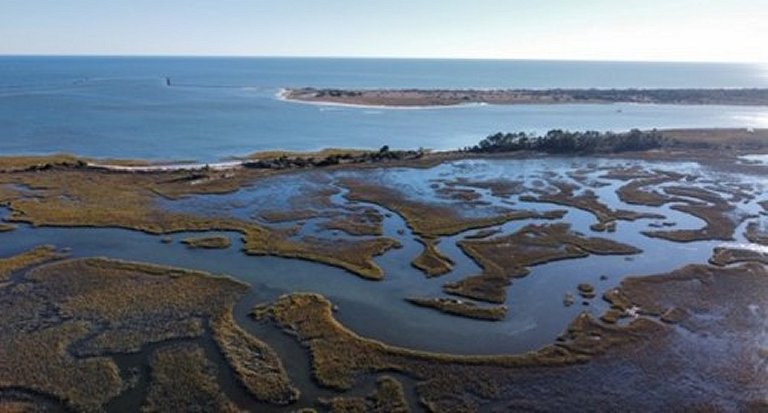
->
[1,255,296,411]
[745,222,768,245]
[0,154,84,172]
[464,227,502,239]
[411,238,454,277]
[182,235,232,249]
[321,376,410,413]
[243,148,371,161]
[709,247,768,266]
[662,128,768,150]
[0,401,43,412]
[643,186,746,242]
[0,167,401,280]
[340,177,564,237]
[606,262,768,339]
[434,186,482,202]
[23,258,248,354]
[615,171,684,206]
[319,206,384,236]
[255,292,664,412]
[406,297,506,321]
[0,321,124,412]
[0,245,62,282]
[446,223,640,303]
[523,181,663,231]
[243,231,400,280]
[0,223,16,232]
[211,311,299,405]
[443,177,525,198]
[143,343,242,413]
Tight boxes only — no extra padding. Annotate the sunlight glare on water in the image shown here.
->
[732,112,768,127]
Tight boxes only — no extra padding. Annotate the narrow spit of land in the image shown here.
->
[282,87,768,107]
[76,128,768,175]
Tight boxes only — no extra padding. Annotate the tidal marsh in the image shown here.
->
[182,235,232,249]
[410,238,454,277]
[339,177,565,237]
[0,250,296,411]
[1,142,767,411]
[320,376,410,413]
[446,223,640,303]
[143,343,242,413]
[405,297,507,321]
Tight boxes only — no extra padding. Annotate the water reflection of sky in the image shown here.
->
[6,156,768,355]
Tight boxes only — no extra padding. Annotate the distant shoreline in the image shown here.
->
[275,88,484,110]
[282,87,768,108]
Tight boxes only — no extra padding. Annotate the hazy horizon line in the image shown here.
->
[0,53,764,65]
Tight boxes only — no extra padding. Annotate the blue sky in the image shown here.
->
[1,0,767,62]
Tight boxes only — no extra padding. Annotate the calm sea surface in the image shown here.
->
[1,57,767,161]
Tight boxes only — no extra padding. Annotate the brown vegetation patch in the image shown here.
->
[244,148,372,161]
[464,227,502,239]
[244,233,400,280]
[410,238,454,277]
[0,166,400,280]
[0,245,63,282]
[210,311,299,405]
[21,258,246,354]
[259,185,339,223]
[598,165,656,181]
[0,321,123,412]
[643,186,746,242]
[319,206,384,236]
[704,182,756,204]
[604,262,766,329]
[445,223,640,303]
[143,343,243,412]
[182,235,232,249]
[285,88,768,107]
[0,254,296,410]
[257,257,768,411]
[615,171,683,206]
[254,293,664,412]
[406,297,507,321]
[445,177,526,199]
[340,177,565,237]
[577,283,596,299]
[260,209,332,223]
[709,247,768,266]
[321,375,410,413]
[0,154,87,173]
[0,183,24,203]
[434,186,483,202]
[522,181,663,231]
[0,168,247,233]
[662,128,768,151]
[0,401,44,413]
[745,221,768,245]
[259,184,385,235]
[600,309,625,324]
[566,172,610,189]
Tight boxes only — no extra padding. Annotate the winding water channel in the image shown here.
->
[2,155,766,410]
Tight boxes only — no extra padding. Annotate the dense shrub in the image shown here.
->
[467,129,668,154]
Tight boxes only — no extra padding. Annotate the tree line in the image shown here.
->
[465,129,669,154]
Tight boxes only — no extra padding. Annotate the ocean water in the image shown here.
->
[1,56,768,161]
